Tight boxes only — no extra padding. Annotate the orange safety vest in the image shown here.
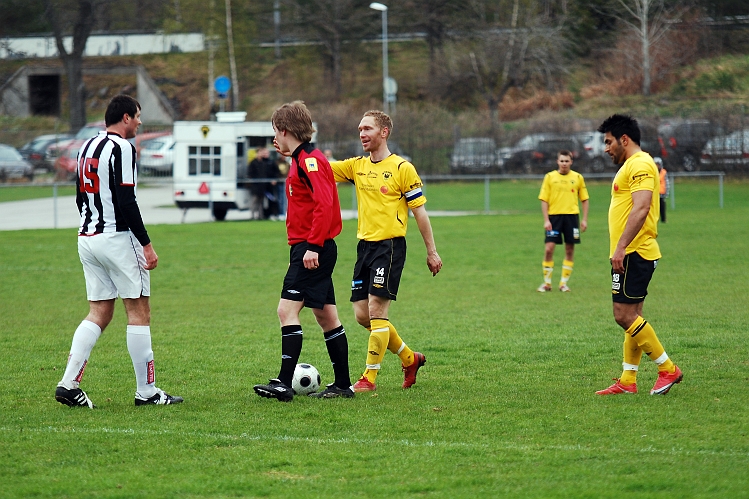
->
[659,168,668,195]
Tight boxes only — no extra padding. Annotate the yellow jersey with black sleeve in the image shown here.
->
[608,151,661,260]
[331,154,426,241]
[538,170,589,215]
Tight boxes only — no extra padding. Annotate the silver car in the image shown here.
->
[0,144,34,182]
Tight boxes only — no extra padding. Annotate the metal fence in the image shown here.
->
[0,172,726,232]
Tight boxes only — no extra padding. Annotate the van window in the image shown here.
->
[188,145,222,176]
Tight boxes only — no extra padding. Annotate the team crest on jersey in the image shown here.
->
[305,158,318,171]
[383,171,392,180]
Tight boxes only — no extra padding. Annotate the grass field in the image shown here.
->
[1,180,748,498]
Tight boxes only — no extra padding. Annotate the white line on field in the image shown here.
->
[1,426,747,458]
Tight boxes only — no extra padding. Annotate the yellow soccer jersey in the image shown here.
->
[538,170,589,215]
[608,151,661,260]
[331,154,426,241]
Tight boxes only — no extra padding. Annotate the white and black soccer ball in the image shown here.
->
[292,363,321,395]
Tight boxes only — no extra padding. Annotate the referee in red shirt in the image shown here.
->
[253,101,354,401]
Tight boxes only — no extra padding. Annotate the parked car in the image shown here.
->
[450,137,500,172]
[54,145,80,180]
[700,129,749,170]
[18,133,73,172]
[0,144,34,181]
[139,135,175,175]
[657,119,723,172]
[503,134,586,173]
[48,122,106,175]
[575,131,607,172]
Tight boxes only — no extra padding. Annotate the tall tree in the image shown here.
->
[446,0,567,137]
[604,0,688,96]
[399,0,470,93]
[284,0,375,102]
[45,0,112,132]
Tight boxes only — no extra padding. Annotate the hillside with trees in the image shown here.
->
[1,0,749,172]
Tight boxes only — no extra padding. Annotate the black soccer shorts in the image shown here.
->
[545,214,581,245]
[611,251,658,304]
[281,239,337,309]
[350,237,406,302]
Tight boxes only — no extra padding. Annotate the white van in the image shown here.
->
[172,112,316,220]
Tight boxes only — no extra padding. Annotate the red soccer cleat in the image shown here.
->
[402,352,426,389]
[353,376,376,393]
[650,365,683,395]
[596,379,637,395]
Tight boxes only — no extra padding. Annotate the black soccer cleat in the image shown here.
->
[134,388,184,406]
[55,385,95,408]
[308,383,355,399]
[253,379,294,402]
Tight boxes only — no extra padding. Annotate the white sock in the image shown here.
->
[127,325,157,398]
[59,320,101,389]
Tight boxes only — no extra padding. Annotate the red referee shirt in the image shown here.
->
[285,142,342,250]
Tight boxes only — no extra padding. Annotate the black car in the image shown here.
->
[657,120,723,171]
[503,134,586,173]
[18,134,73,172]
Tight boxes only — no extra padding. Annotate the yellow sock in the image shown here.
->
[560,259,574,286]
[626,316,675,374]
[363,319,390,383]
[387,321,414,367]
[543,261,554,285]
[620,332,642,385]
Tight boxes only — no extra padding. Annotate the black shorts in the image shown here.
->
[281,239,337,309]
[611,252,658,304]
[350,237,406,302]
[545,214,581,244]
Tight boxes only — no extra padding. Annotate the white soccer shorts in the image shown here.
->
[78,231,150,301]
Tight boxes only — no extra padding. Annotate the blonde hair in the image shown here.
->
[271,101,316,143]
[363,110,392,138]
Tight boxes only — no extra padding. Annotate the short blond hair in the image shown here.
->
[363,110,392,138]
[272,101,316,143]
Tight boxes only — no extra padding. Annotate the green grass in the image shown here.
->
[0,184,76,203]
[1,180,748,498]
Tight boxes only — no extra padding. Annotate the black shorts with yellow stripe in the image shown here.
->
[611,251,658,304]
[350,237,406,302]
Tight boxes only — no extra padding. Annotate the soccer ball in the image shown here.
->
[292,363,321,395]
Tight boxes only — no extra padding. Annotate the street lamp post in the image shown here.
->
[369,2,388,114]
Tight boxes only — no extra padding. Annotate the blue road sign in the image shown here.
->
[214,76,231,95]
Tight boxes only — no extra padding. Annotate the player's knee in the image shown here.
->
[354,310,370,328]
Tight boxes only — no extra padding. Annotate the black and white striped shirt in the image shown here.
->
[76,131,150,246]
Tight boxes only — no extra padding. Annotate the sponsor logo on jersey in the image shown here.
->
[409,182,423,190]
[374,276,385,284]
[351,279,363,290]
[287,289,300,294]
[305,158,318,171]
[356,172,366,176]
[373,283,383,288]
[573,228,580,239]
[612,282,621,290]
[367,171,378,179]
[614,183,619,191]
[380,186,388,194]
[147,360,155,384]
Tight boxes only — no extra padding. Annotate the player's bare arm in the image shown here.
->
[581,199,589,232]
[541,200,552,231]
[411,205,442,276]
[611,190,651,273]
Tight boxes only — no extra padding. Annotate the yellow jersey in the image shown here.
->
[538,170,589,215]
[608,151,661,260]
[331,154,426,241]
